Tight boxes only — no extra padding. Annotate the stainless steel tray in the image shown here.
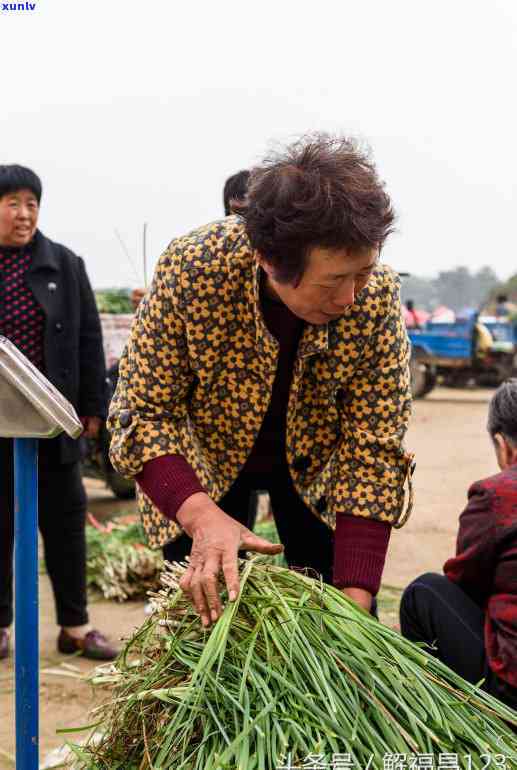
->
[0,336,83,439]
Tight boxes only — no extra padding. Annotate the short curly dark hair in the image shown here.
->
[242,134,395,285]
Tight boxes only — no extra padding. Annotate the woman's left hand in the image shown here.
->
[342,586,372,612]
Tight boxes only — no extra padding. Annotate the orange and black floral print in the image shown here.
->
[108,217,415,549]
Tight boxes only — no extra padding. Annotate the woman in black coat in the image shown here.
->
[0,164,117,660]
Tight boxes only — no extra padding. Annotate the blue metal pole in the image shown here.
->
[14,437,39,770]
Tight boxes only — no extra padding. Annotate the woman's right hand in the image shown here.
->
[176,492,283,626]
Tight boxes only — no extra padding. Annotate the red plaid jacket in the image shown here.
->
[444,466,517,688]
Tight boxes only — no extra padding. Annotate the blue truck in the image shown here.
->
[408,316,516,398]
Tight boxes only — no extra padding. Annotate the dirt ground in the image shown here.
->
[0,386,499,767]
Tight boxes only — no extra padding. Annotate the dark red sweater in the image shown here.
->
[444,466,517,688]
[137,290,390,595]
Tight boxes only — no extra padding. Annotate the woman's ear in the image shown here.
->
[256,253,274,278]
[494,433,511,470]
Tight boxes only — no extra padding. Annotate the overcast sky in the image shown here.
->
[2,0,516,288]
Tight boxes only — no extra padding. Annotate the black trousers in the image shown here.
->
[163,464,379,616]
[400,572,517,710]
[0,438,88,628]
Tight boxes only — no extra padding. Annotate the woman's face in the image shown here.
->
[259,245,379,325]
[0,188,39,247]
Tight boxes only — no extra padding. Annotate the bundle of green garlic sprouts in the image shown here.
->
[69,558,517,769]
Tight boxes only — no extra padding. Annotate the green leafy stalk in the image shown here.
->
[65,559,517,770]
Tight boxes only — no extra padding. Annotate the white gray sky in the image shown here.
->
[2,0,516,288]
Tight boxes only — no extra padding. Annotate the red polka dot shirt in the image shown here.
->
[0,243,45,371]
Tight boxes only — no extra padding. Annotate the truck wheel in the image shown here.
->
[421,367,437,397]
[410,356,429,398]
[106,469,136,500]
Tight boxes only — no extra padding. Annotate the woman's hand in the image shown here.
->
[176,493,284,626]
[342,586,373,613]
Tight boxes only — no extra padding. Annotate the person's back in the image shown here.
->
[444,466,517,689]
[401,379,517,709]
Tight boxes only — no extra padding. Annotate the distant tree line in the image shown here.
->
[492,273,517,307]
[400,266,502,312]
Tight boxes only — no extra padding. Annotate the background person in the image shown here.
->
[495,294,511,318]
[109,134,415,628]
[0,165,117,661]
[223,169,250,216]
[131,287,146,311]
[405,299,422,330]
[400,379,517,710]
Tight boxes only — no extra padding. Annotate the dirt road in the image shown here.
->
[385,386,498,588]
[0,387,498,767]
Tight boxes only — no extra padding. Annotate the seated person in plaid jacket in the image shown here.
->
[401,380,517,710]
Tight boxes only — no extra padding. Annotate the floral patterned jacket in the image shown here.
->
[108,217,414,548]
